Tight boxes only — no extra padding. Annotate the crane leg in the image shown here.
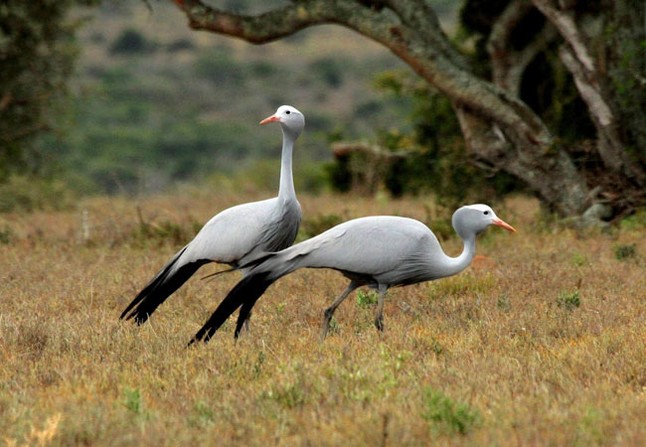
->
[320,280,360,341]
[374,285,388,332]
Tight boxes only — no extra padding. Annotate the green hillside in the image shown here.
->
[51,0,457,194]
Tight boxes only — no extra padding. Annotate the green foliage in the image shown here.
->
[571,252,588,267]
[0,175,75,213]
[613,244,636,261]
[422,387,481,435]
[0,225,13,244]
[123,388,143,415]
[309,57,345,88]
[328,71,523,205]
[194,47,246,87]
[299,213,343,240]
[574,407,606,446]
[110,28,154,55]
[131,209,200,248]
[189,401,215,428]
[0,0,98,181]
[262,381,307,409]
[619,210,646,230]
[52,65,269,194]
[557,290,581,310]
[356,289,379,308]
[605,1,646,159]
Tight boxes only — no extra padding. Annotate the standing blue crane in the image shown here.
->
[188,204,516,344]
[120,105,305,325]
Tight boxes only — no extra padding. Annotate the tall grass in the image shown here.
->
[0,192,644,446]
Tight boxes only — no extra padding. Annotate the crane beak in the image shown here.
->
[259,114,280,125]
[492,217,516,232]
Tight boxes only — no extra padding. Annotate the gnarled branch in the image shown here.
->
[487,0,557,95]
[172,0,333,43]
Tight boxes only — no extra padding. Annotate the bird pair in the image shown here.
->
[120,105,516,345]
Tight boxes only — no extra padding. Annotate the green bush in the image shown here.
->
[299,213,343,240]
[614,244,637,261]
[109,29,154,55]
[422,387,481,435]
[310,57,345,88]
[356,290,379,308]
[557,290,581,310]
[0,175,75,213]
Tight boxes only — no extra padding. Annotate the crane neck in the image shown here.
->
[278,127,297,201]
[440,234,477,278]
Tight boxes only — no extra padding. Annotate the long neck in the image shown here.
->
[438,234,477,278]
[278,127,296,200]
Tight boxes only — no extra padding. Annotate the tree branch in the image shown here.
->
[172,0,333,43]
[531,0,595,73]
[382,0,467,68]
[487,0,557,95]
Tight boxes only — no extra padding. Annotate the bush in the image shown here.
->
[194,48,245,86]
[557,290,581,310]
[0,175,75,213]
[109,29,154,55]
[614,244,637,261]
[422,387,481,435]
[310,57,344,88]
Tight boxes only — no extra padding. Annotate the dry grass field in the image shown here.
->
[1,189,644,446]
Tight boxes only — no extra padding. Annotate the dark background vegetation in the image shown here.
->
[0,0,643,218]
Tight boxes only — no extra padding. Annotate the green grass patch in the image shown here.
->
[422,388,481,435]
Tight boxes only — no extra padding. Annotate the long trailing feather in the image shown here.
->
[121,247,209,324]
[120,246,188,320]
[188,271,274,345]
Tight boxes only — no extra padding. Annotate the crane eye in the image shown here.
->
[483,211,489,215]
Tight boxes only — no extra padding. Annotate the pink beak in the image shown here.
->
[492,217,516,232]
[259,114,280,125]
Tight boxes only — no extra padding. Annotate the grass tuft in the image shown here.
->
[557,290,582,310]
[356,289,379,308]
[123,388,144,415]
[614,243,637,261]
[421,388,481,435]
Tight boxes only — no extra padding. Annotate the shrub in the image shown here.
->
[0,225,13,244]
[299,213,343,240]
[422,388,481,435]
[614,244,637,261]
[109,29,154,55]
[0,175,75,213]
[356,290,379,308]
[123,388,143,415]
[310,57,344,88]
[557,290,581,310]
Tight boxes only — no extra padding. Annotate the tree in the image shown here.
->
[171,0,645,219]
[0,0,98,181]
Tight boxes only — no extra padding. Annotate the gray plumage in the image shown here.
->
[189,204,516,344]
[120,105,305,324]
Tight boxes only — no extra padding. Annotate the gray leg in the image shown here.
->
[374,284,388,332]
[321,280,360,341]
